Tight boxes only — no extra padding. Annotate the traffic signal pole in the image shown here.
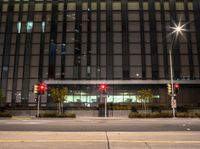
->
[105,95,107,118]
[36,83,46,117]
[37,95,40,117]
[99,84,108,118]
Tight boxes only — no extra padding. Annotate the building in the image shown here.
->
[0,0,200,109]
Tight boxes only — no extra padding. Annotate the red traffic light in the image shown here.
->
[40,85,44,89]
[174,84,180,89]
[100,84,105,89]
[174,84,180,95]
[99,84,107,92]
[38,83,46,94]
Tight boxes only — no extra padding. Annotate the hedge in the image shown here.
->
[0,112,12,117]
[39,112,76,118]
[129,112,200,118]
[128,112,172,118]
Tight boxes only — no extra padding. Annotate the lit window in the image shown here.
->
[3,65,8,72]
[61,43,66,55]
[87,66,91,74]
[16,21,22,33]
[26,21,33,33]
[41,21,45,33]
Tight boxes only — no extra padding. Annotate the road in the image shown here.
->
[0,117,200,149]
[0,117,200,131]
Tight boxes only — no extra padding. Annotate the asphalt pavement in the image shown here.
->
[0,117,200,149]
[0,117,200,132]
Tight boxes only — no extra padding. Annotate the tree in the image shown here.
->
[50,87,68,115]
[136,89,154,112]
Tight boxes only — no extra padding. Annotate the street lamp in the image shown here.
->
[168,19,187,118]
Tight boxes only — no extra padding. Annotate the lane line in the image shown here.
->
[0,139,200,144]
[0,131,199,136]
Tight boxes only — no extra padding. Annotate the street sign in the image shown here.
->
[171,99,177,108]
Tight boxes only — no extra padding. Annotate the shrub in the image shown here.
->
[41,112,57,117]
[176,112,188,118]
[40,112,76,118]
[195,113,200,118]
[176,112,199,118]
[188,112,199,118]
[128,112,172,118]
[150,112,160,118]
[0,112,12,117]
[64,112,76,118]
[160,112,173,118]
[128,112,142,118]
[129,112,200,118]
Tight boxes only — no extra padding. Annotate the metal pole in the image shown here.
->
[37,95,40,117]
[169,45,176,118]
[105,96,107,118]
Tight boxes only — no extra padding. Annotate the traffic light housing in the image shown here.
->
[99,84,108,93]
[32,83,47,95]
[38,83,45,95]
[167,83,172,95]
[174,84,180,95]
[33,84,38,94]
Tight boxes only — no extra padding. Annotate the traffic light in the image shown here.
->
[174,84,180,89]
[99,84,108,93]
[167,83,172,95]
[38,83,46,95]
[174,84,180,95]
[33,84,38,94]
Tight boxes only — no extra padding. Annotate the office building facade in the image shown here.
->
[0,0,200,108]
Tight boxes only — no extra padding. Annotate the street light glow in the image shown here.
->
[176,26,181,32]
[170,22,185,33]
[167,17,188,40]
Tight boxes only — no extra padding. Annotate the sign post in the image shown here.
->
[171,98,176,117]
[103,94,107,118]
